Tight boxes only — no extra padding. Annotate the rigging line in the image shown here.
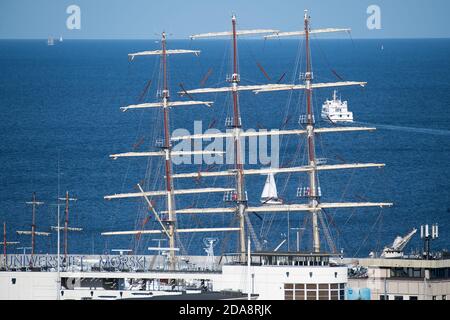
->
[186,118,228,250]
[340,166,379,229]
[106,60,157,239]
[347,29,356,50]
[190,40,208,86]
[245,214,262,251]
[200,68,214,87]
[353,209,383,258]
[375,208,383,255]
[280,132,305,194]
[241,34,272,82]
[311,33,346,82]
[317,210,336,253]
[298,212,310,251]
[262,134,305,240]
[279,44,305,169]
[321,208,343,251]
[276,72,287,84]
[338,171,357,227]
[275,36,301,142]
[137,79,153,103]
[256,61,271,81]
[218,215,240,261]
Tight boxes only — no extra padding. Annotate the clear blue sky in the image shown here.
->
[1,0,449,39]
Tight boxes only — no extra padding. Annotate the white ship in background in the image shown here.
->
[321,90,353,123]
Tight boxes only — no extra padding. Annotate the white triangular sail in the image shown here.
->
[260,172,282,204]
[261,173,277,199]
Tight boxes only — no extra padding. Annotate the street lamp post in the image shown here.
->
[290,227,305,252]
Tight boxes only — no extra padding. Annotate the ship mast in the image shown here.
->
[16,193,49,266]
[2,222,19,267]
[50,191,81,261]
[63,192,70,258]
[27,193,44,257]
[303,10,321,252]
[230,15,247,262]
[59,192,80,259]
[161,31,177,268]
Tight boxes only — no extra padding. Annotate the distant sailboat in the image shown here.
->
[260,172,283,205]
[59,36,63,42]
[47,37,54,46]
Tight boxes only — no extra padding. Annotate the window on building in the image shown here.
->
[442,295,446,300]
[284,283,305,300]
[284,284,294,300]
[11,278,16,285]
[295,288,305,300]
[380,295,388,300]
[409,296,418,300]
[306,290,317,300]
[318,290,329,300]
[284,283,345,300]
[330,290,339,300]
[285,290,294,300]
[394,296,404,300]
[432,296,437,300]
[413,268,422,278]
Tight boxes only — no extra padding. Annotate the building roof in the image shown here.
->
[355,258,450,269]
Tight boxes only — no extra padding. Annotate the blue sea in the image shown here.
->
[0,38,449,257]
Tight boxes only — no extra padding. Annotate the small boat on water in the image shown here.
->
[47,37,54,46]
[260,172,283,205]
[321,90,353,123]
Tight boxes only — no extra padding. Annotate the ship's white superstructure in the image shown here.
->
[321,90,353,122]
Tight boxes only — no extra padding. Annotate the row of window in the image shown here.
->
[284,283,345,300]
[285,283,345,290]
[390,267,450,279]
[260,255,330,267]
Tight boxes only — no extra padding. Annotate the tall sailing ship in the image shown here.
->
[97,10,392,299]
[2,10,416,301]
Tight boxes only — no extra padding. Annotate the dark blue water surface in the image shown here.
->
[0,38,449,257]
